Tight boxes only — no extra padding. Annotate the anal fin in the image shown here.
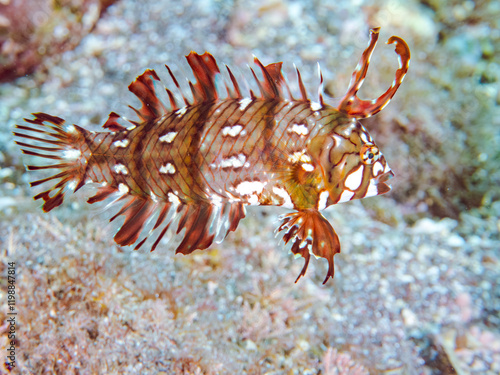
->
[278,209,340,284]
[97,190,246,256]
[175,201,246,254]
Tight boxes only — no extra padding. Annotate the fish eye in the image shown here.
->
[360,144,379,164]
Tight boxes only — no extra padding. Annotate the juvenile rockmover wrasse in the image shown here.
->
[14,28,410,283]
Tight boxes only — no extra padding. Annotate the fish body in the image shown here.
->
[14,28,410,283]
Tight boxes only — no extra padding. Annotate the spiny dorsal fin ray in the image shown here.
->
[252,57,285,99]
[102,112,126,132]
[185,51,220,103]
[278,209,340,284]
[317,63,325,107]
[165,64,191,106]
[165,88,179,110]
[125,52,314,124]
[225,65,242,99]
[295,65,309,101]
[128,69,167,122]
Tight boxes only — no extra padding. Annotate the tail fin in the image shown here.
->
[278,209,341,284]
[13,113,88,212]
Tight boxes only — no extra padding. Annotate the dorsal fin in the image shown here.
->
[102,112,126,132]
[336,27,411,118]
[225,65,242,99]
[165,88,179,110]
[251,57,285,99]
[185,51,220,103]
[317,63,325,107]
[295,65,309,101]
[127,69,167,122]
[165,64,191,106]
[263,62,284,86]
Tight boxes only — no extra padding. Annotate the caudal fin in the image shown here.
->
[278,209,341,284]
[14,113,88,212]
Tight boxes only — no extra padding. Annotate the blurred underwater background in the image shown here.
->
[0,0,499,373]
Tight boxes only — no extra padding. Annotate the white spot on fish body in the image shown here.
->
[310,101,322,111]
[372,161,384,176]
[360,132,369,144]
[150,191,159,203]
[301,163,314,172]
[62,148,81,160]
[218,154,247,169]
[384,163,391,173]
[342,123,356,137]
[344,166,364,190]
[318,190,329,210]
[160,163,176,174]
[288,150,311,164]
[176,106,187,116]
[332,135,343,147]
[272,187,294,209]
[126,124,136,131]
[235,181,266,195]
[288,123,308,136]
[239,98,252,110]
[159,131,177,143]
[118,183,129,194]
[168,192,181,205]
[113,139,130,148]
[248,194,260,205]
[114,164,128,175]
[338,190,355,203]
[210,194,223,207]
[364,179,379,198]
[222,124,243,137]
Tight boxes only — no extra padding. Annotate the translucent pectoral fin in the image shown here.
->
[277,209,341,284]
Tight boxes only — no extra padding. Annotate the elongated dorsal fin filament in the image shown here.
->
[337,27,411,118]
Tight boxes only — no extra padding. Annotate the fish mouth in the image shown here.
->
[375,170,394,194]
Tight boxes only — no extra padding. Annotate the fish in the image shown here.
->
[14,27,410,284]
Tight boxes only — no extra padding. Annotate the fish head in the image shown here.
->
[308,118,394,207]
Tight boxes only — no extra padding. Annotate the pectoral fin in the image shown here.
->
[278,209,341,284]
